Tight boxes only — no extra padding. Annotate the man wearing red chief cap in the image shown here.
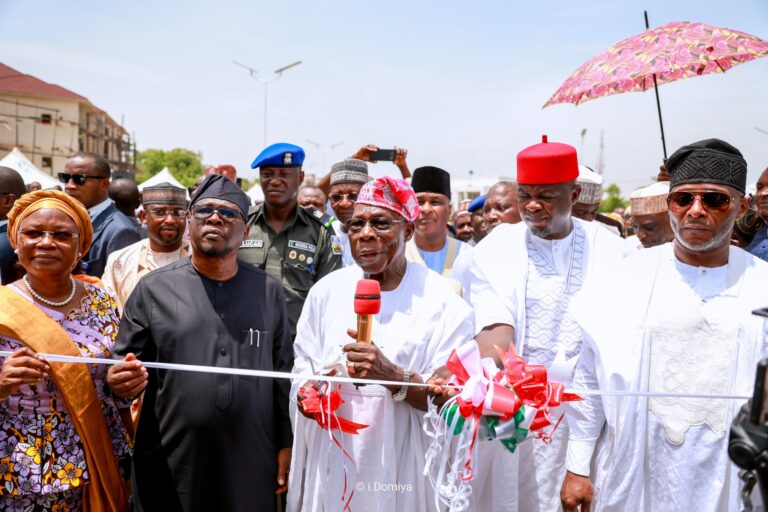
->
[462,136,626,511]
[288,176,476,511]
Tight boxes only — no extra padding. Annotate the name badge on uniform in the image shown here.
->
[330,235,343,255]
[288,240,316,253]
[240,239,264,248]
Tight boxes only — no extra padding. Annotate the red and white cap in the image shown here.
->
[357,176,420,222]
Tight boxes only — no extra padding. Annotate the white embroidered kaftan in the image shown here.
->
[464,218,627,511]
[567,244,768,511]
[288,263,475,511]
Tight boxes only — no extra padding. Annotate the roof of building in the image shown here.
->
[0,63,87,102]
[0,62,127,136]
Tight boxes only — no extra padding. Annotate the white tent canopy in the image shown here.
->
[246,182,264,204]
[138,167,186,191]
[0,147,59,189]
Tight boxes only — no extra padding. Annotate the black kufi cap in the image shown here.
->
[411,166,451,198]
[666,138,747,194]
[190,175,251,217]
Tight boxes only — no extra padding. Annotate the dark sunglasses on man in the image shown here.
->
[58,173,108,186]
[667,190,736,213]
[190,205,244,222]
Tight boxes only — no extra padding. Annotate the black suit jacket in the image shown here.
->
[0,223,18,285]
[84,203,141,277]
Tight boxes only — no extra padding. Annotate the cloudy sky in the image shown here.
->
[1,0,766,192]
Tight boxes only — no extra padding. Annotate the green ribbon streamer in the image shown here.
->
[442,402,530,453]
[442,402,466,435]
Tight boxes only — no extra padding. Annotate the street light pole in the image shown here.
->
[233,59,302,147]
[306,140,344,171]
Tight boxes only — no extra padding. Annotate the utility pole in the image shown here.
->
[306,140,344,171]
[596,130,605,176]
[233,60,302,147]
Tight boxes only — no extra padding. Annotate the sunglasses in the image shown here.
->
[191,205,243,222]
[58,173,107,186]
[329,193,359,203]
[667,191,734,212]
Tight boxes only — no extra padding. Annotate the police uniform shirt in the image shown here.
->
[239,203,342,338]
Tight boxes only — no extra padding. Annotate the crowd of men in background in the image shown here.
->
[0,138,767,511]
[3,144,767,293]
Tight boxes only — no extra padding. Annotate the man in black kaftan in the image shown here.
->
[108,175,293,511]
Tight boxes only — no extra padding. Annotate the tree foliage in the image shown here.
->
[240,178,259,191]
[599,183,629,213]
[135,148,205,187]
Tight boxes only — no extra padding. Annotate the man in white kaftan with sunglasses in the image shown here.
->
[561,139,768,512]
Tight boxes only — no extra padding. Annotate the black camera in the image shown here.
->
[728,307,768,508]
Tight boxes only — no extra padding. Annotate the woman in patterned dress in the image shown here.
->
[0,190,130,511]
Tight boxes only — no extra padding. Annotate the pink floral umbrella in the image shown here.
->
[544,21,768,108]
[544,19,768,159]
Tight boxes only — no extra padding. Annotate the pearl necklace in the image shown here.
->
[23,275,77,307]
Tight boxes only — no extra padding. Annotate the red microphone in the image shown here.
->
[354,279,381,344]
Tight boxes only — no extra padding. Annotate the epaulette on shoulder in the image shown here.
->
[305,207,336,229]
[246,203,263,222]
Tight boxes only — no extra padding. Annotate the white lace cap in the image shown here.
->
[576,165,603,204]
[630,181,670,215]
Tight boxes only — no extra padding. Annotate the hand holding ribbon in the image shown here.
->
[436,342,583,484]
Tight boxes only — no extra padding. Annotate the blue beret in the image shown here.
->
[468,194,486,213]
[251,142,305,169]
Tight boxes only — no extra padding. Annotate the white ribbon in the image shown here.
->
[0,351,751,400]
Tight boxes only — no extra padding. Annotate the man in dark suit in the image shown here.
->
[0,166,26,284]
[60,152,141,277]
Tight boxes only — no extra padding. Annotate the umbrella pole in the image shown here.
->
[645,11,668,160]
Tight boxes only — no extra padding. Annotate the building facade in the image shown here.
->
[0,63,135,175]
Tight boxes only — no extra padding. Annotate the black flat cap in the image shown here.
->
[666,138,747,194]
[190,174,251,217]
[411,166,451,198]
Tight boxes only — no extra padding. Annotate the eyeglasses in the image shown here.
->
[667,191,734,213]
[191,205,243,222]
[58,173,107,186]
[19,229,79,243]
[345,217,404,235]
[148,208,186,218]
[329,193,359,203]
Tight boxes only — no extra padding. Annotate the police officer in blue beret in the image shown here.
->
[239,143,342,339]
[467,194,486,245]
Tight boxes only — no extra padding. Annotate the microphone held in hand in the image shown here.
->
[354,279,381,344]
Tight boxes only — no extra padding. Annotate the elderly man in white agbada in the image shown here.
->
[288,176,474,511]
